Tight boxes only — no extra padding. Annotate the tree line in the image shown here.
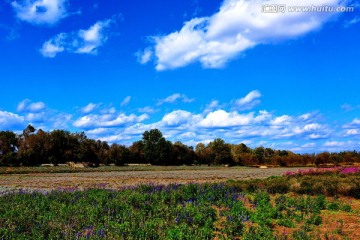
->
[0,125,359,167]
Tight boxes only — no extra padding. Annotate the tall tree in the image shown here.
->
[129,140,145,163]
[208,138,232,165]
[47,130,76,165]
[142,129,172,165]
[17,126,45,166]
[173,141,194,165]
[0,131,18,165]
[231,143,251,165]
[109,144,131,166]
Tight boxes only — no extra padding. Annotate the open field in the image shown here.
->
[0,166,308,191]
[1,167,360,239]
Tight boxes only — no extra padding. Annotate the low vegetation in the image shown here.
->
[1,170,359,239]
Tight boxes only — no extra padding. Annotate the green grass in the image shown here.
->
[0,175,357,239]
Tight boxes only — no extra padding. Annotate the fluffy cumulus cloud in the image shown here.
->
[0,111,25,130]
[161,110,192,127]
[12,0,68,25]
[141,0,349,70]
[145,107,332,150]
[2,99,73,130]
[2,92,359,152]
[40,18,115,57]
[199,110,254,128]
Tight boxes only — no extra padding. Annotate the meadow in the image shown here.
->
[0,166,308,190]
[0,167,360,239]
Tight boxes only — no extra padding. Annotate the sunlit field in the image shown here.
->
[1,167,360,239]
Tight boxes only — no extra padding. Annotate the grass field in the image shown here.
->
[0,166,308,190]
[0,167,359,239]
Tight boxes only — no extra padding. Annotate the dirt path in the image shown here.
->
[0,167,305,190]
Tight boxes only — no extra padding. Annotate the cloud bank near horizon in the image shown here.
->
[1,90,359,153]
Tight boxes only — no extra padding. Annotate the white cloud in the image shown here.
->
[299,113,311,120]
[343,118,360,137]
[100,107,116,114]
[199,110,253,128]
[25,112,47,122]
[40,18,114,57]
[302,143,316,148]
[2,96,358,153]
[40,35,65,57]
[52,113,72,129]
[81,103,98,114]
[86,128,113,136]
[123,123,154,136]
[121,96,131,107]
[143,0,347,70]
[321,141,360,152]
[349,118,360,126]
[344,129,360,136]
[73,112,148,128]
[138,106,156,114]
[17,99,46,113]
[323,141,345,147]
[157,93,194,105]
[303,123,322,131]
[137,48,153,64]
[0,111,24,129]
[254,110,272,123]
[204,100,222,113]
[161,110,195,127]
[12,0,68,25]
[271,115,293,125]
[234,90,261,110]
[343,118,360,129]
[307,134,326,139]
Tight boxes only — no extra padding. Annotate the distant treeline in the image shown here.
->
[0,125,360,167]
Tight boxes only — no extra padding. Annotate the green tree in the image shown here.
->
[0,131,18,166]
[195,143,207,165]
[17,126,49,166]
[77,138,100,166]
[95,140,110,165]
[47,130,77,165]
[129,140,145,163]
[231,143,251,165]
[315,152,330,166]
[253,146,265,165]
[208,138,232,165]
[109,144,131,166]
[142,129,172,165]
[172,141,194,165]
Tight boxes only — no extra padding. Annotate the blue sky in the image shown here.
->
[0,0,359,153]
